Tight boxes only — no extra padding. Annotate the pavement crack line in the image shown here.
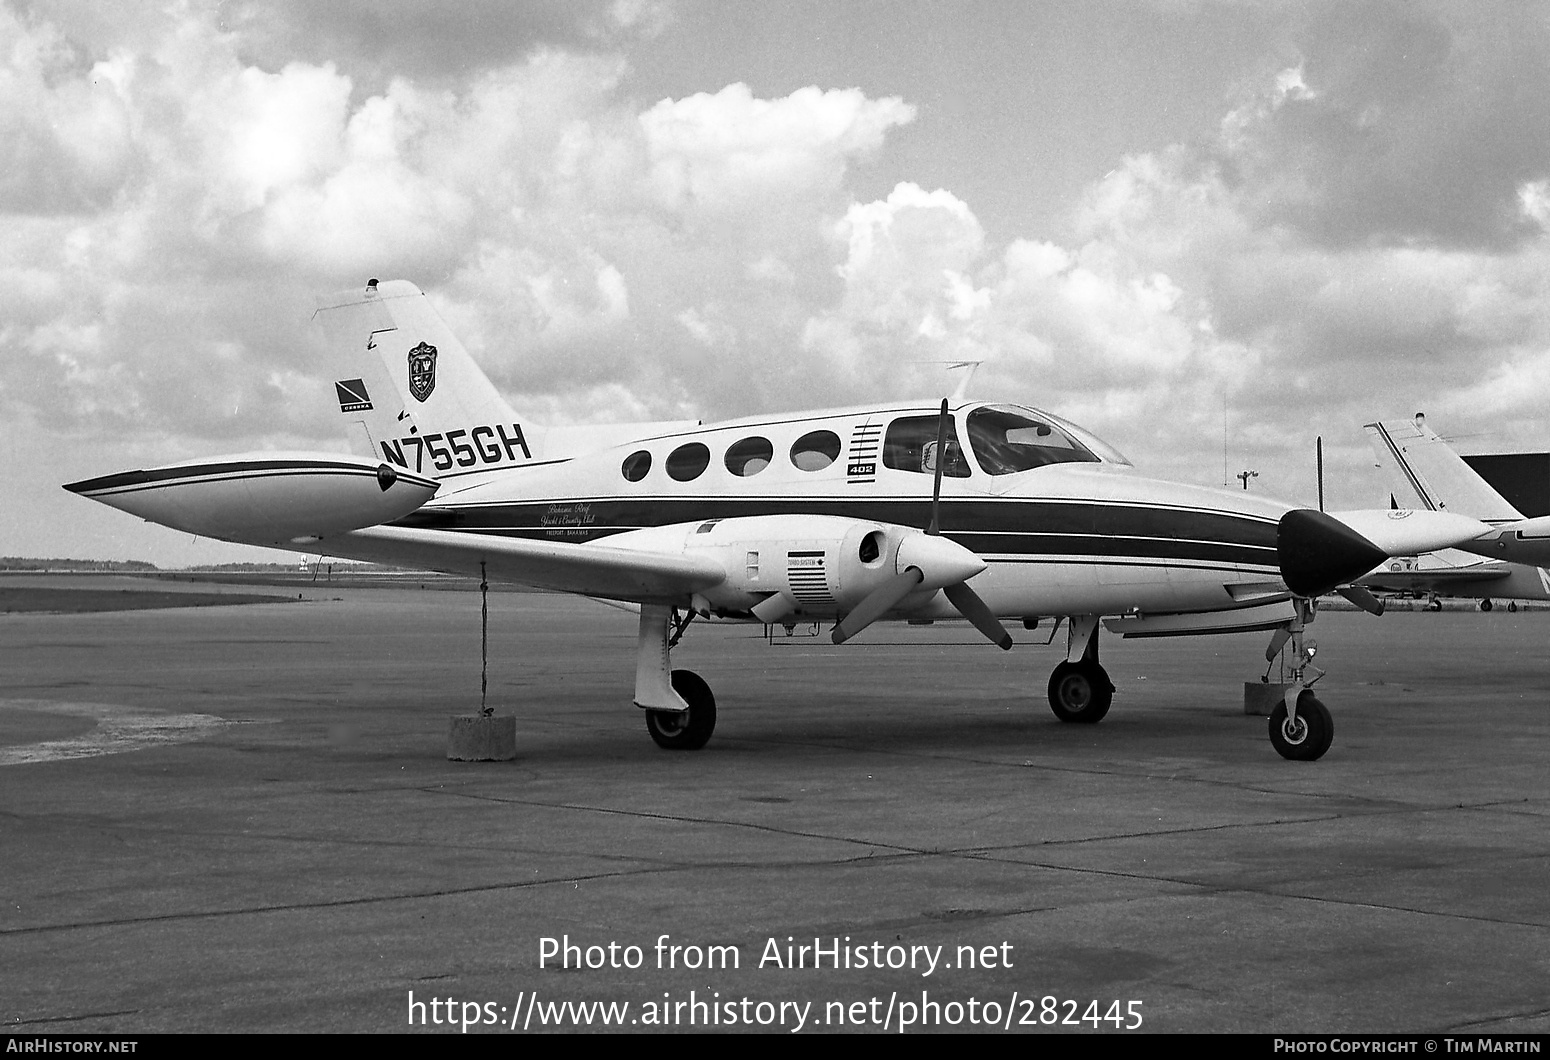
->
[1445,1005,1550,1031]
[4,1009,140,1027]
[713,732,1503,810]
[424,788,1550,932]
[9,793,1542,939]
[420,785,1542,870]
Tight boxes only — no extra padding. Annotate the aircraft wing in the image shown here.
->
[325,525,728,603]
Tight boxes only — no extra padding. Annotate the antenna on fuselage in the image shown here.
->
[948,360,982,402]
[910,358,983,402]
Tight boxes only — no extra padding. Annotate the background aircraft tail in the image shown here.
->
[1363,416,1525,523]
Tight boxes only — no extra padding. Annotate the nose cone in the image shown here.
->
[1278,509,1387,597]
[895,533,988,590]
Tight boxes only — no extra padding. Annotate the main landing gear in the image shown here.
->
[635,604,717,750]
[644,670,717,750]
[1047,615,1114,723]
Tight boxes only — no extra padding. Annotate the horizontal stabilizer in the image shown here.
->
[64,454,439,547]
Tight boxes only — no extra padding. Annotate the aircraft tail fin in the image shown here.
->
[314,280,539,479]
[1363,417,1525,523]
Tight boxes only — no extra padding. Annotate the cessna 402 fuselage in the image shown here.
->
[66,281,1492,760]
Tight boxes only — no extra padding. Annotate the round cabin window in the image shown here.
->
[666,442,712,482]
[621,450,652,482]
[790,430,842,472]
[724,436,774,477]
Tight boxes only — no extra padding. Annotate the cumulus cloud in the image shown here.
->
[1,2,919,454]
[893,2,1543,498]
[12,0,1550,564]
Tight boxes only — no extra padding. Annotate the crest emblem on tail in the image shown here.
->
[407,342,438,402]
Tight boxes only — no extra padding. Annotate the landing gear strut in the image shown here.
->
[1265,597,1333,761]
[1048,615,1114,723]
[635,604,717,750]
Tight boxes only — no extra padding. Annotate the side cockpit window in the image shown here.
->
[966,405,1099,474]
[882,415,971,477]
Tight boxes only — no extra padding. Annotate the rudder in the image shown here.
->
[315,280,539,479]
[1364,416,1525,522]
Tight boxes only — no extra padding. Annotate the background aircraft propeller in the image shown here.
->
[833,400,1014,649]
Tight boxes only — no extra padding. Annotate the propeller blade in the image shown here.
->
[750,592,796,623]
[1336,584,1386,616]
[927,398,949,536]
[831,568,924,644]
[943,582,1014,650]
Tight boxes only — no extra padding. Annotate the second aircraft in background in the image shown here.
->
[1364,415,1550,611]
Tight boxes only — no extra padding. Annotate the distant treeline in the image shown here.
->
[1,557,160,571]
[194,561,412,573]
[2,558,407,573]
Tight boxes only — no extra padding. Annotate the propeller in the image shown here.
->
[832,400,1014,649]
[831,568,925,644]
[944,581,1014,648]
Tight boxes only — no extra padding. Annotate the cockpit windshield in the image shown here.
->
[966,404,1103,474]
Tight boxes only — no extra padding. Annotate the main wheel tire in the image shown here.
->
[1427,598,1443,612]
[1268,691,1333,761]
[1047,660,1114,723]
[1481,599,1494,612]
[644,669,717,750]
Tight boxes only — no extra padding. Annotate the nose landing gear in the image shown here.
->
[1264,598,1333,761]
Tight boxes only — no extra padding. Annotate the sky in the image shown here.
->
[6,0,1550,565]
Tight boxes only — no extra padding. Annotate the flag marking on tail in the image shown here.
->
[335,379,373,413]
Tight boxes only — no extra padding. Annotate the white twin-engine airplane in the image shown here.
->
[66,281,1494,761]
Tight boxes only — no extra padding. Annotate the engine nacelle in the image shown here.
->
[63,453,440,546]
[609,514,985,618]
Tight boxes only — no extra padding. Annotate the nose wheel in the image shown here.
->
[1268,690,1333,761]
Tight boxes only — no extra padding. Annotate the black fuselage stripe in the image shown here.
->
[397,498,1279,567]
[402,499,1275,538]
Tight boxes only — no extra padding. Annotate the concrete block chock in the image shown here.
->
[448,714,517,761]
[1244,682,1294,717]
